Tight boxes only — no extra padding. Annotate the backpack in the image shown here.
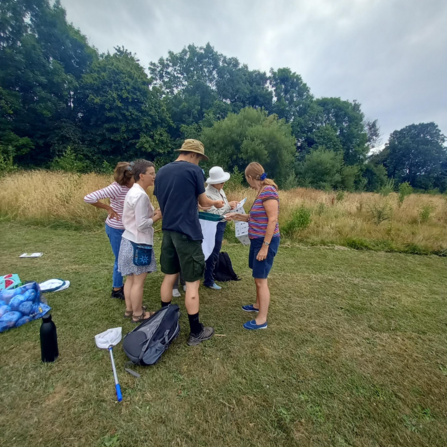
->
[214,252,240,282]
[123,304,180,369]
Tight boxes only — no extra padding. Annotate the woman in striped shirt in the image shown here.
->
[84,162,134,300]
[226,162,280,330]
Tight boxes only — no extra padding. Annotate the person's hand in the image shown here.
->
[256,245,269,262]
[107,207,119,220]
[153,209,162,221]
[214,200,225,209]
[229,201,238,209]
[224,213,247,222]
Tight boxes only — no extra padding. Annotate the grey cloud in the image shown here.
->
[61,0,447,141]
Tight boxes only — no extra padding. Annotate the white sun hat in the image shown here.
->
[206,166,231,185]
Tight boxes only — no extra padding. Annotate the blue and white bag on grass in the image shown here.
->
[0,282,51,333]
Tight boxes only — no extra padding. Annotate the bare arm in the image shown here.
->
[224,213,249,222]
[256,199,279,262]
[84,184,119,220]
[198,192,224,209]
[90,202,119,220]
[262,199,279,244]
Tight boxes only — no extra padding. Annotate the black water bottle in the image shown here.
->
[40,314,59,362]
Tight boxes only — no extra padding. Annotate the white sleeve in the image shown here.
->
[134,194,154,233]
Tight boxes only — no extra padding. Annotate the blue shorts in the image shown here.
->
[249,237,280,279]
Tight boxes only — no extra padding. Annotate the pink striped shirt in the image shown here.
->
[84,182,130,230]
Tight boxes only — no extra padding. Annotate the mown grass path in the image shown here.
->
[0,223,446,447]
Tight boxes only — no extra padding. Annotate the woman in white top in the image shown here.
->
[84,162,134,300]
[203,167,239,290]
[118,160,161,323]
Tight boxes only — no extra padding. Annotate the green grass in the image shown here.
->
[1,222,447,447]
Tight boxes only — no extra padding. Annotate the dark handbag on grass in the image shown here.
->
[214,252,240,282]
[130,241,153,266]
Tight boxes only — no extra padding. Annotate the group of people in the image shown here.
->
[84,139,281,346]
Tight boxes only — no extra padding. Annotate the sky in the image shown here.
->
[60,0,447,145]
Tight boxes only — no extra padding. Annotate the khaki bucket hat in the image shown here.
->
[175,139,209,161]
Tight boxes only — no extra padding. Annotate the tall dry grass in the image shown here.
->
[1,171,446,254]
[0,171,132,230]
[228,185,447,255]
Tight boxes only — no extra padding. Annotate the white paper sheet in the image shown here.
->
[234,198,251,246]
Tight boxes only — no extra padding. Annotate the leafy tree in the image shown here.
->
[294,97,370,184]
[363,162,388,192]
[149,43,272,141]
[299,147,344,190]
[382,123,447,189]
[311,125,344,153]
[313,98,369,165]
[77,48,173,163]
[0,0,97,166]
[398,182,413,206]
[365,119,381,148]
[200,107,296,187]
[341,165,365,192]
[269,68,312,123]
[50,147,90,173]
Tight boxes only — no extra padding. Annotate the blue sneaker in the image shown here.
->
[242,304,259,312]
[243,320,268,330]
[205,283,221,290]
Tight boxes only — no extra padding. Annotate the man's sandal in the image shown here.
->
[131,310,155,324]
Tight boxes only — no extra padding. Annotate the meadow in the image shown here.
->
[0,223,447,446]
[0,171,446,255]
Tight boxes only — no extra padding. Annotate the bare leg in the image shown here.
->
[161,274,178,304]
[172,273,180,290]
[252,279,260,310]
[130,272,150,320]
[124,275,133,312]
[185,280,200,315]
[254,278,270,325]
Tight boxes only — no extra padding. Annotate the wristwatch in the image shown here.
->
[263,241,270,246]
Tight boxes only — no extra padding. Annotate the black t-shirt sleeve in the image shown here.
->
[195,169,206,196]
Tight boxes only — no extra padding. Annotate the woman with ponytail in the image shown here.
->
[84,162,134,300]
[225,162,280,330]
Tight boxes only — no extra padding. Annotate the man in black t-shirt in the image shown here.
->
[154,139,224,346]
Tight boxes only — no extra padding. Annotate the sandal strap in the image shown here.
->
[131,310,154,322]
[125,305,147,319]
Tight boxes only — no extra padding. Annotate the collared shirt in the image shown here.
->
[122,183,155,245]
[205,185,232,216]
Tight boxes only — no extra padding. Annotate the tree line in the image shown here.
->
[1,0,446,192]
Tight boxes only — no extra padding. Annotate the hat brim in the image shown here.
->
[175,148,209,161]
[206,172,231,185]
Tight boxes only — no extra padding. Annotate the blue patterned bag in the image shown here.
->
[130,242,153,267]
[0,282,51,333]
